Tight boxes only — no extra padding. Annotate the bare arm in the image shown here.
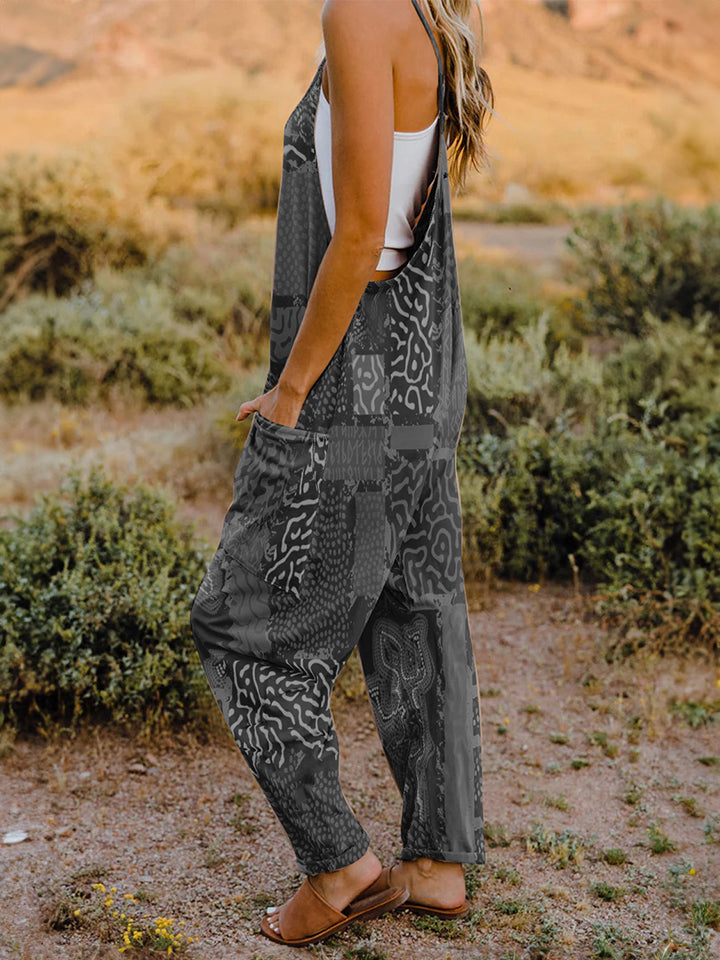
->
[237,0,396,428]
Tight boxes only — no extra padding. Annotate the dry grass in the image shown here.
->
[464,62,720,207]
[1,0,720,212]
[0,378,266,544]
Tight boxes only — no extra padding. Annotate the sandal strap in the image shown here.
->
[278,876,347,941]
[348,865,393,903]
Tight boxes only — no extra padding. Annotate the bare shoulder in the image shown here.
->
[321,0,399,103]
[321,0,403,47]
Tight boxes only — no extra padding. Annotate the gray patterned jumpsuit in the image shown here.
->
[190,0,486,875]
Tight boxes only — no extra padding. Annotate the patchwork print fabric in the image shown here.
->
[221,413,329,600]
[190,0,486,875]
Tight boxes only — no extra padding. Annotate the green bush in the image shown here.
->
[578,413,720,605]
[564,197,720,336]
[146,236,272,346]
[462,310,615,434]
[600,312,720,424]
[458,256,553,341]
[459,409,720,621]
[459,415,627,583]
[0,275,233,406]
[462,305,720,438]
[0,466,211,732]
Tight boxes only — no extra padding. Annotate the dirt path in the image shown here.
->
[453,221,573,277]
[2,582,718,960]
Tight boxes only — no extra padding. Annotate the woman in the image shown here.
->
[190,0,494,947]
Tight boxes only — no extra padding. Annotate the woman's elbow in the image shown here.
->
[331,221,386,265]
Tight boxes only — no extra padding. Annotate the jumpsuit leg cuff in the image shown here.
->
[295,833,372,876]
[399,847,486,866]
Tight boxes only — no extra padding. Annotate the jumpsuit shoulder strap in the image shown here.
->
[409,0,445,119]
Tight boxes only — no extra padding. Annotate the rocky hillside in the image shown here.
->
[0,0,324,89]
[1,0,718,91]
[483,0,720,92]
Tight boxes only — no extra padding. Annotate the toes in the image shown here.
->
[265,903,281,933]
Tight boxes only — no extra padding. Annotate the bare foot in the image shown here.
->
[389,857,466,909]
[264,848,382,936]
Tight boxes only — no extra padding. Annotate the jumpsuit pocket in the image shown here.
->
[220,412,329,600]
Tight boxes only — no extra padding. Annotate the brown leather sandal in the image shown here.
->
[404,898,472,919]
[260,872,410,947]
[348,863,472,920]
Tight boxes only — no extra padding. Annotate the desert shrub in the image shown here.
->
[462,305,720,439]
[577,412,720,607]
[146,233,272,347]
[587,389,720,620]
[600,311,720,424]
[0,466,211,733]
[463,310,615,434]
[459,415,628,583]
[0,152,163,310]
[106,82,282,227]
[564,197,720,336]
[457,450,506,588]
[0,276,233,406]
[458,409,720,621]
[172,279,267,342]
[458,256,553,341]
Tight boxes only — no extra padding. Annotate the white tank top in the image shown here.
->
[314,82,439,271]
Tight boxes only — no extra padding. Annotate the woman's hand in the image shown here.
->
[235,383,307,430]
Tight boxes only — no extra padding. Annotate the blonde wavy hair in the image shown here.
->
[316,0,495,194]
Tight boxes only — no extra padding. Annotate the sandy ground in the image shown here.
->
[1,205,718,958]
[453,223,572,278]
[1,582,718,960]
